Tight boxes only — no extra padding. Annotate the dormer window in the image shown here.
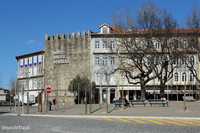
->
[102,27,108,33]
[99,24,111,34]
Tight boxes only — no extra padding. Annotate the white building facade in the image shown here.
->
[91,24,200,104]
[16,51,45,105]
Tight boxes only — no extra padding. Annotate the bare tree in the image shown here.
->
[185,6,200,84]
[113,3,180,100]
[184,34,200,82]
[151,11,178,98]
[9,78,16,96]
[187,7,200,29]
[116,36,158,100]
[137,2,162,30]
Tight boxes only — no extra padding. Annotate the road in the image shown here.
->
[0,115,200,133]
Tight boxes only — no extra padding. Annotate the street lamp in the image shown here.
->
[25,68,30,114]
[183,63,187,111]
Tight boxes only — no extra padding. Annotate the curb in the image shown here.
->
[2,113,200,120]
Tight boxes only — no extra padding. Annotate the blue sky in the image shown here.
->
[0,0,199,88]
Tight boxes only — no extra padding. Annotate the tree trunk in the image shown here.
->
[160,82,165,98]
[140,80,146,100]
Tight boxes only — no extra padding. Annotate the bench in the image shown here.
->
[129,100,147,107]
[113,99,124,108]
[149,99,168,107]
[183,96,195,102]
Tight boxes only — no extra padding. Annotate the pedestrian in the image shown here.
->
[124,96,130,107]
[53,98,57,110]
[49,101,52,111]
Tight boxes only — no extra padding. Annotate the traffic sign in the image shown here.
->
[46,86,52,94]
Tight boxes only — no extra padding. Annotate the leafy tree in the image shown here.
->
[68,75,96,103]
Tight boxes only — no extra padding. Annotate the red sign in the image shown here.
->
[46,86,52,94]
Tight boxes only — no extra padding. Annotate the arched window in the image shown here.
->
[182,72,187,82]
[174,72,178,81]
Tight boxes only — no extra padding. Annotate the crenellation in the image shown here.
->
[46,31,90,42]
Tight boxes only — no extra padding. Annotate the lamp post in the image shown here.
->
[25,68,30,114]
[183,63,187,111]
[17,79,21,116]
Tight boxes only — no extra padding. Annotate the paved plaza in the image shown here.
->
[1,101,200,117]
[0,115,200,133]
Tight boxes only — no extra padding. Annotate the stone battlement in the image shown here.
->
[45,31,91,41]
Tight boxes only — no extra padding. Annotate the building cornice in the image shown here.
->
[16,50,45,60]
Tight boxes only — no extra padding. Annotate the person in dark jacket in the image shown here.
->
[53,98,57,110]
[49,101,52,111]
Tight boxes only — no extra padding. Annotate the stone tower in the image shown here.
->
[44,32,91,105]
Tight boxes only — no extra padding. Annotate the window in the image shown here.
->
[110,57,115,65]
[95,73,99,81]
[95,56,100,65]
[95,40,100,48]
[102,27,108,33]
[154,40,160,49]
[28,57,32,66]
[102,57,107,65]
[155,56,159,65]
[33,56,38,65]
[173,57,179,65]
[24,58,28,67]
[174,72,178,81]
[38,55,43,64]
[181,57,186,65]
[111,40,115,48]
[190,56,194,65]
[174,39,179,49]
[190,73,194,81]
[38,64,43,75]
[33,79,37,90]
[182,72,187,82]
[102,41,107,48]
[156,42,159,49]
[183,40,187,48]
[20,59,24,67]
